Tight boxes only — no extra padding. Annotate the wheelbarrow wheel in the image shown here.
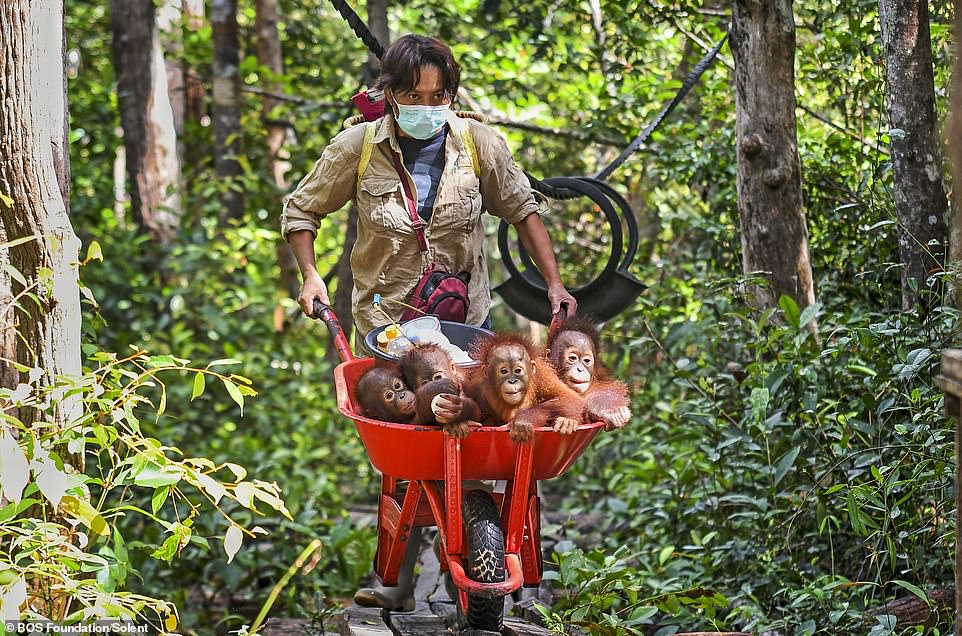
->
[460,489,505,631]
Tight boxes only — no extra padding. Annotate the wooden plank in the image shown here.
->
[957,404,961,636]
[937,350,962,636]
[261,618,327,636]
[428,599,458,626]
[941,349,962,382]
[501,616,554,635]
[386,613,452,635]
[336,606,393,636]
[413,543,441,604]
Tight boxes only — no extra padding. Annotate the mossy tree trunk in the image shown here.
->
[110,0,183,243]
[731,0,815,313]
[255,0,301,300]
[0,0,82,427]
[880,0,950,309]
[212,0,245,224]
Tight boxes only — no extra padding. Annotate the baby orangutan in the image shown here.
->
[466,334,584,441]
[355,366,416,423]
[399,344,480,438]
[546,317,631,430]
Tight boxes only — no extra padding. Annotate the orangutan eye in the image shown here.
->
[433,371,444,381]
[500,368,509,375]
[384,390,395,401]
[568,354,578,362]
[514,366,524,375]
[394,381,404,391]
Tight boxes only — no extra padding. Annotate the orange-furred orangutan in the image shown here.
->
[546,317,631,430]
[355,366,417,423]
[466,334,585,441]
[400,344,481,438]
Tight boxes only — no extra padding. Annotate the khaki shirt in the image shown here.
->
[281,110,539,337]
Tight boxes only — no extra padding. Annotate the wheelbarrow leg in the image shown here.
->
[501,441,542,585]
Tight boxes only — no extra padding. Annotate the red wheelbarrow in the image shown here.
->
[313,302,604,631]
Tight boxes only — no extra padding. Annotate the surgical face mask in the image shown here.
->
[394,103,449,139]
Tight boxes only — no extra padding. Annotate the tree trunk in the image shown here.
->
[0,0,81,414]
[880,0,950,310]
[212,0,245,224]
[157,0,186,162]
[333,0,390,348]
[255,0,300,299]
[180,0,207,211]
[364,0,390,85]
[110,0,183,244]
[951,0,962,310]
[730,0,815,313]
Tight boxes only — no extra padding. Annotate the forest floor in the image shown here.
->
[261,532,556,636]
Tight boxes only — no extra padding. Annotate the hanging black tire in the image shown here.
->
[459,489,505,631]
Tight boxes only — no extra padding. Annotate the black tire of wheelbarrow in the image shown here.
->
[460,489,506,631]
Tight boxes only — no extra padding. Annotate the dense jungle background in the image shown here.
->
[1,0,960,634]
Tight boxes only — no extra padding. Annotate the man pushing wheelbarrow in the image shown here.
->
[282,33,579,623]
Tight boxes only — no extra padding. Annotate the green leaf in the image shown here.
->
[224,463,247,481]
[0,498,39,524]
[191,373,206,401]
[798,302,820,328]
[891,579,929,604]
[134,464,181,488]
[207,358,243,368]
[63,496,109,536]
[234,481,255,508]
[151,534,179,562]
[145,355,179,368]
[151,486,169,515]
[224,524,243,564]
[779,295,801,328]
[223,378,244,415]
[0,234,38,249]
[773,447,801,486]
[85,240,103,262]
[0,191,13,208]
[0,262,27,288]
[657,546,674,566]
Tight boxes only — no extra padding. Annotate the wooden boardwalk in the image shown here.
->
[261,537,555,636]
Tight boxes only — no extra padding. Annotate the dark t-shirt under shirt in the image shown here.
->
[397,127,447,222]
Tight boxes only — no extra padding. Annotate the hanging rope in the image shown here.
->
[328,0,386,61]
[326,0,728,198]
[593,29,730,182]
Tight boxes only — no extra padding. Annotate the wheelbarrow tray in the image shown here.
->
[334,357,604,481]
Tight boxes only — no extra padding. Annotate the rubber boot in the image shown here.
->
[354,527,420,612]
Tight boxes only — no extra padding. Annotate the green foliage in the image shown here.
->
[547,274,956,633]
[61,0,958,633]
[0,255,288,627]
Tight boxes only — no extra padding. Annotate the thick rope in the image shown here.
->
[594,28,730,182]
[328,0,386,60]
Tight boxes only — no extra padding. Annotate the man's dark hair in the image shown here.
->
[374,34,460,98]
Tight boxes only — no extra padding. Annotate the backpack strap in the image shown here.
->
[356,121,377,191]
[460,124,481,180]
[356,116,481,190]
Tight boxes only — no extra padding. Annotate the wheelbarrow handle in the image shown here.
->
[312,299,355,363]
[547,300,571,342]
